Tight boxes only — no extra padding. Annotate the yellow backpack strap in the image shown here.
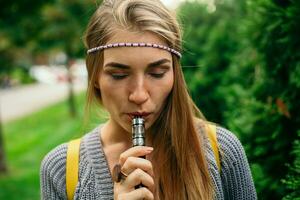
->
[66,138,81,200]
[206,124,221,172]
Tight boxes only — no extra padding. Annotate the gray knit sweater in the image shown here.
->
[40,126,257,200]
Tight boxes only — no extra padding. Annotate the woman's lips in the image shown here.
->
[127,112,152,120]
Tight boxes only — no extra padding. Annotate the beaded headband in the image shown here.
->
[87,42,182,58]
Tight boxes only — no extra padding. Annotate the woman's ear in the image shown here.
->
[94,82,100,89]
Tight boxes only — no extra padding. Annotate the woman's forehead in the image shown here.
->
[103,46,172,68]
[100,29,173,66]
[107,29,167,45]
[102,30,172,63]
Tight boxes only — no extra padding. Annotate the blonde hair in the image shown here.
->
[83,0,214,199]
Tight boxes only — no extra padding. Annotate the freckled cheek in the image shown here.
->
[99,78,125,109]
[154,77,174,106]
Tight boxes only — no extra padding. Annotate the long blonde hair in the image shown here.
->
[83,0,214,199]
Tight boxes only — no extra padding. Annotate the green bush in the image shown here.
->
[179,0,300,199]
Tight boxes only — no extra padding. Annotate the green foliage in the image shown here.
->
[10,67,35,84]
[0,0,99,84]
[0,0,47,82]
[179,0,300,199]
[179,0,246,123]
[37,0,97,57]
[282,131,300,200]
[233,0,300,198]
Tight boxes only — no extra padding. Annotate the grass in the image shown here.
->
[0,92,107,200]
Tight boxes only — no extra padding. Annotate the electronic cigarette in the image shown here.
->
[132,116,145,188]
[132,116,145,148]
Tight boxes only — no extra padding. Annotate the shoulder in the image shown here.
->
[196,121,248,170]
[40,128,97,199]
[197,122,257,198]
[40,143,68,199]
[195,120,246,159]
[41,142,68,177]
[215,126,258,199]
[200,121,249,169]
[216,126,247,167]
[40,124,106,200]
[40,126,100,179]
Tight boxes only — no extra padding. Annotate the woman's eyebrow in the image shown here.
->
[148,59,171,68]
[104,62,130,69]
[104,58,171,69]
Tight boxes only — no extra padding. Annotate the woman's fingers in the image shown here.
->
[119,146,154,180]
[119,146,153,165]
[121,156,154,177]
[114,146,155,199]
[117,187,154,200]
[122,168,155,194]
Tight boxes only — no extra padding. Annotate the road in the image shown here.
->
[0,82,86,123]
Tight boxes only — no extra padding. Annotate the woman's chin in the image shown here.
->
[144,120,154,130]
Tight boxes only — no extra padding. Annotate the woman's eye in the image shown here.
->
[150,72,165,78]
[111,74,128,80]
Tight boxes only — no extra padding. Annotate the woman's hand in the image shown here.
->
[113,146,155,200]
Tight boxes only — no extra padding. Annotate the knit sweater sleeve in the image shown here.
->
[40,143,68,200]
[217,127,257,200]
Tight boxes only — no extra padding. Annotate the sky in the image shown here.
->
[161,0,185,9]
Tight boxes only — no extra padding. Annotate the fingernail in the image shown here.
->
[146,147,153,151]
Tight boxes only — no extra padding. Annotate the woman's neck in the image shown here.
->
[101,119,132,149]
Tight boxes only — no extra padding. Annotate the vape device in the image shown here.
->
[132,116,145,188]
[132,116,145,148]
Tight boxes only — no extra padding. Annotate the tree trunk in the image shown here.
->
[67,59,76,118]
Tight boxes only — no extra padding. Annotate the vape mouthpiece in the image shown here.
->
[132,116,145,147]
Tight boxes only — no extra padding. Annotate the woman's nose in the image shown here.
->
[128,80,149,105]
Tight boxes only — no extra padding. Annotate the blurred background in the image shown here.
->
[0,0,299,199]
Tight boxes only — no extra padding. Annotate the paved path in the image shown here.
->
[0,82,87,123]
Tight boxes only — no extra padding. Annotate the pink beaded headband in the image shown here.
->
[87,42,182,58]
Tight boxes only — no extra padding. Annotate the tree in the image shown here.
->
[179,0,246,124]
[0,0,100,173]
[178,0,300,198]
[0,0,51,174]
[229,0,300,198]
[0,0,49,81]
[37,0,98,117]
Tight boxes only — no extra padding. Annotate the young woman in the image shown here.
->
[40,0,257,199]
